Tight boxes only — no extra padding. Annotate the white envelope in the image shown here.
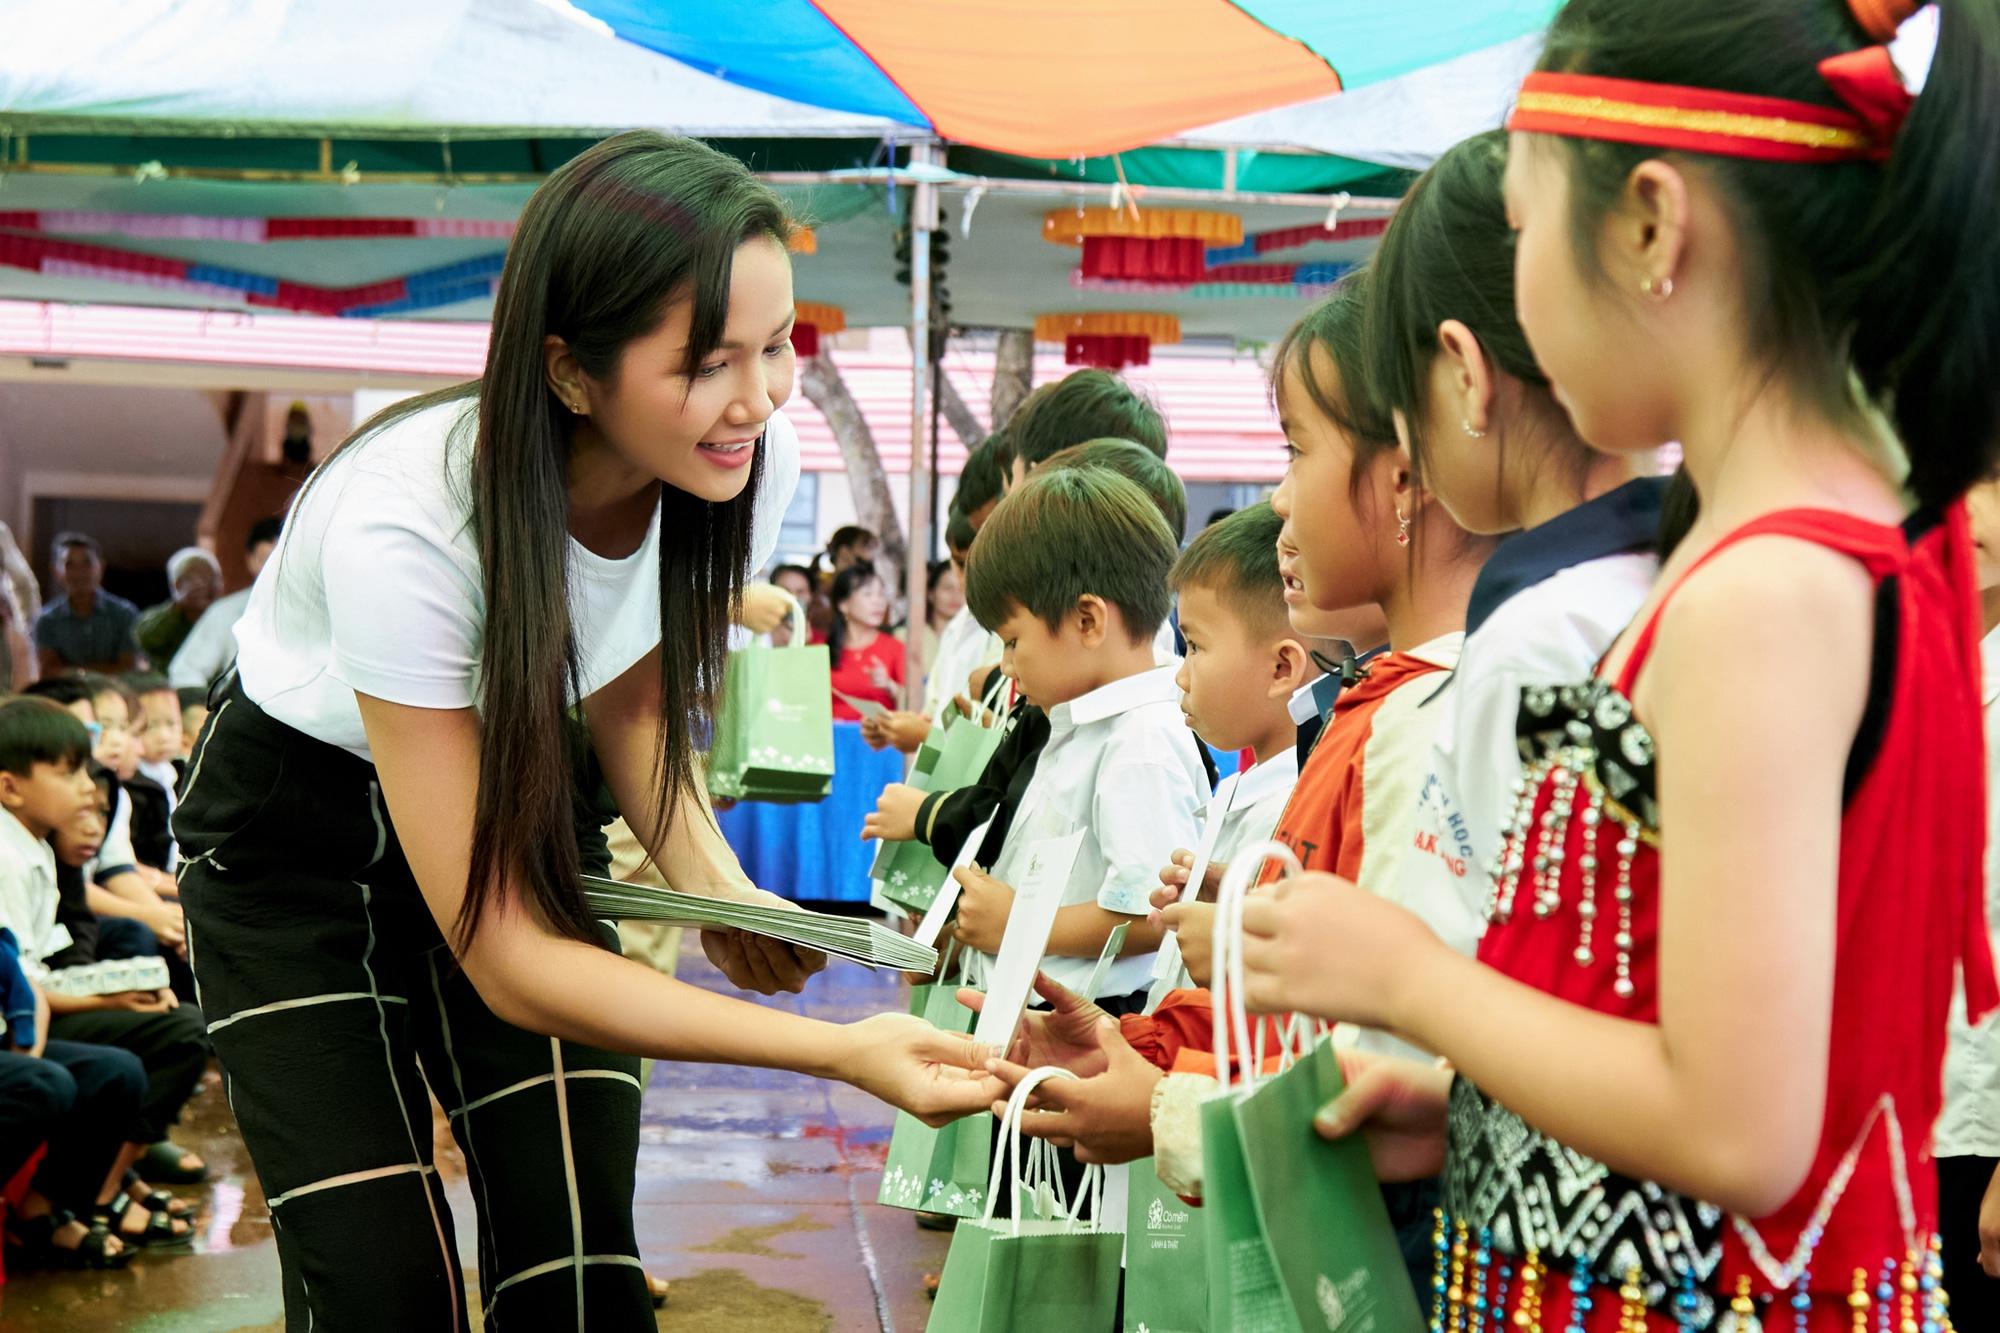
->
[970,828,1086,1051]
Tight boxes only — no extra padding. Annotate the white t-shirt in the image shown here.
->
[233,397,801,759]
[1401,555,1655,962]
[923,604,1002,724]
[168,586,253,690]
[961,665,1208,1001]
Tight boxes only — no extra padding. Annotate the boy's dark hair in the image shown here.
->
[1273,274,1398,496]
[22,677,95,709]
[52,531,100,561]
[945,510,977,554]
[1006,370,1168,470]
[0,697,92,777]
[955,436,1007,518]
[246,515,284,550]
[966,466,1176,640]
[1366,130,1591,504]
[1171,501,1288,635]
[124,672,174,698]
[1536,0,2000,509]
[1041,438,1188,541]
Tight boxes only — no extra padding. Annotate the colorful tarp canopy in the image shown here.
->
[574,0,1560,158]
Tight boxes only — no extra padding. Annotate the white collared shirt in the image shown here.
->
[0,808,67,968]
[1939,624,2000,1157]
[1211,746,1299,872]
[923,604,1002,724]
[965,664,1208,1000]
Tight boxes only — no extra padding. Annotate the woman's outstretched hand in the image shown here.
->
[841,1013,1005,1127]
[700,928,826,994]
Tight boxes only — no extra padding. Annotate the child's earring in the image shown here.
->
[1462,419,1485,439]
[1395,506,1412,548]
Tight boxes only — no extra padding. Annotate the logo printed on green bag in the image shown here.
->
[1315,1269,1377,1331]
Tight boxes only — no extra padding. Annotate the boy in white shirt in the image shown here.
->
[947,466,1206,1009]
[1148,503,1315,991]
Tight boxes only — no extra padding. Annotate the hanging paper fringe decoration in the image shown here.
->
[1065,333,1153,369]
[792,301,846,358]
[1077,236,1207,283]
[1041,208,1242,247]
[1036,312,1178,371]
[0,230,506,317]
[1202,215,1392,266]
[0,210,517,243]
[1068,260,1356,298]
[1033,311,1181,344]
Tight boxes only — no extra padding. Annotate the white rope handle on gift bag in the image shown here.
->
[778,594,807,651]
[979,1065,1102,1236]
[1211,840,1306,1094]
[975,663,1012,727]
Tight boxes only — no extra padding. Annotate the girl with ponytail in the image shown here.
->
[174,131,997,1330]
[1236,3,2000,1328]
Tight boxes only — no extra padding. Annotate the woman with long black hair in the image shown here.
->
[173,131,997,1331]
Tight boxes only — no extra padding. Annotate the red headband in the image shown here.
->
[1507,45,1912,163]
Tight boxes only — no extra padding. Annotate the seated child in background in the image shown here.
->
[45,768,210,1201]
[0,697,195,1252]
[128,674,184,809]
[865,436,1193,876]
[84,677,175,888]
[175,687,207,761]
[20,679,187,960]
[947,465,1206,1012]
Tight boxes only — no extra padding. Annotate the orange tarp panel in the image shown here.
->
[811,0,1341,158]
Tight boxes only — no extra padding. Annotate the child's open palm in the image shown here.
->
[957,971,1114,1078]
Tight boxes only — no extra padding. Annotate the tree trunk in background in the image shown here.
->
[937,370,986,449]
[991,328,1035,432]
[800,352,906,593]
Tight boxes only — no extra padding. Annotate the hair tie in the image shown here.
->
[1848,0,1920,42]
[1818,44,1915,158]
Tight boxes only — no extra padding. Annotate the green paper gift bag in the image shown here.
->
[708,603,834,803]
[928,1067,1123,1333]
[1234,1041,1423,1333]
[872,676,1011,911]
[878,946,994,1218]
[1125,1159,1211,1333]
[1200,843,1421,1333]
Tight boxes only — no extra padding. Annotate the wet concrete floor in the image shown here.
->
[0,956,957,1332]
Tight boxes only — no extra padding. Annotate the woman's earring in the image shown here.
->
[1462,419,1485,439]
[1395,507,1412,548]
[1640,275,1674,300]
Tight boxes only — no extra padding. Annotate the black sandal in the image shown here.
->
[5,1208,134,1270]
[136,1140,207,1184]
[97,1189,193,1247]
[123,1169,195,1220]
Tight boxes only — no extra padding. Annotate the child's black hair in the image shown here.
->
[955,435,1008,517]
[1006,370,1169,470]
[0,697,92,778]
[1273,273,1400,497]
[1367,129,1592,506]
[1535,0,2000,508]
[965,466,1176,639]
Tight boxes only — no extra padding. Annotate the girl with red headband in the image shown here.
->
[1233,1,2000,1328]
